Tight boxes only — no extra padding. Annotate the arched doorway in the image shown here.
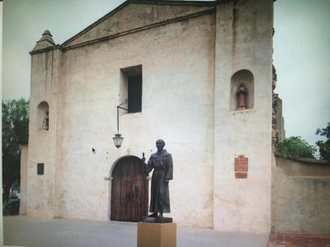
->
[111,156,148,222]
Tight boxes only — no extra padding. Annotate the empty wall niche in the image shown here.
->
[120,65,142,113]
[37,101,49,131]
[230,70,254,111]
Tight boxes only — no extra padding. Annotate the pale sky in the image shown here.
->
[2,0,330,147]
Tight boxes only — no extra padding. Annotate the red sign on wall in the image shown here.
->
[235,155,248,179]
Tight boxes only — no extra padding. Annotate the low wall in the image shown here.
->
[271,153,330,234]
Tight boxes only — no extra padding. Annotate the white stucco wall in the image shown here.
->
[213,0,273,232]
[57,11,216,227]
[26,0,274,232]
[272,154,330,234]
[27,48,62,218]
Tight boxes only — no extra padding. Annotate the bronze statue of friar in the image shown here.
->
[142,139,173,223]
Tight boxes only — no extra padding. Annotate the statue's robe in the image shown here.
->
[145,149,173,214]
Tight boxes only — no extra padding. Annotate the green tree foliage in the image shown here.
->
[315,122,330,162]
[2,98,29,202]
[275,136,316,159]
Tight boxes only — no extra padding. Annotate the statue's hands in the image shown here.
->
[141,157,146,163]
[164,179,169,183]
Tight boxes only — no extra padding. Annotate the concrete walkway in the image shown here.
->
[4,216,269,247]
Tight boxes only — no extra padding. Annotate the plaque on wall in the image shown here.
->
[235,155,248,171]
[235,155,248,179]
[235,171,248,179]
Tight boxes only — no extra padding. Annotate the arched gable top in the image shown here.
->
[37,101,49,109]
[232,69,254,81]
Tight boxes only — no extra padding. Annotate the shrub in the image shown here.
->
[316,122,330,162]
[275,136,316,159]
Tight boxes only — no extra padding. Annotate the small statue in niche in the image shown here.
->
[142,139,173,223]
[43,111,49,130]
[236,83,248,110]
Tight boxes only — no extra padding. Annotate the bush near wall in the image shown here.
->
[275,136,316,159]
[315,122,330,162]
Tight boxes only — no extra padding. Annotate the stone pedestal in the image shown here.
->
[137,222,177,247]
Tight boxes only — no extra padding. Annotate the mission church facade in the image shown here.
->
[21,0,278,233]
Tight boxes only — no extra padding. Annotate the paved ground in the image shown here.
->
[4,216,269,247]
[268,233,330,247]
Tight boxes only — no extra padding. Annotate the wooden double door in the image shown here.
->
[111,156,148,222]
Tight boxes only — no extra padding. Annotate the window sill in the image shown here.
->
[230,109,255,114]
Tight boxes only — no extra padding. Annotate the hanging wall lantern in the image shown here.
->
[113,99,128,148]
[113,134,124,148]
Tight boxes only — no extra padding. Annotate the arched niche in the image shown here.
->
[37,101,49,131]
[230,70,254,111]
